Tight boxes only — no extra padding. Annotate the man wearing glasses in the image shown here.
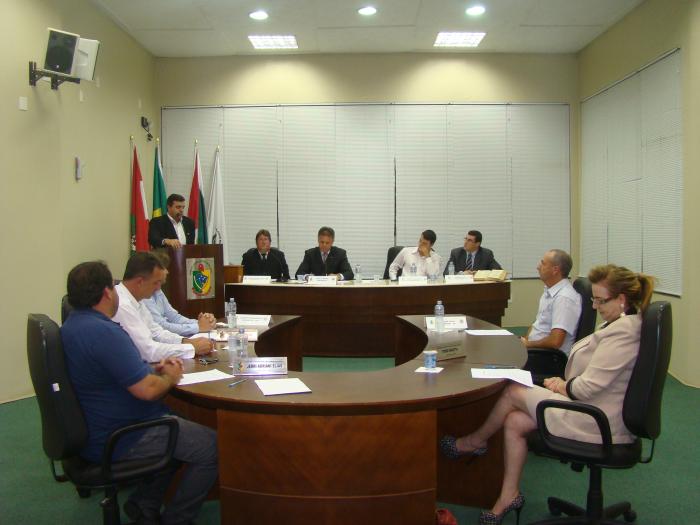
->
[444,230,501,274]
[521,249,582,356]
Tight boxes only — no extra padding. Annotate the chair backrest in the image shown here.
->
[622,302,672,440]
[61,295,74,324]
[573,277,597,341]
[26,314,88,460]
[383,246,404,279]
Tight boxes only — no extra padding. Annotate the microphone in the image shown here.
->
[266,249,288,282]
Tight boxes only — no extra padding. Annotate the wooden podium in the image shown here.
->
[163,244,224,319]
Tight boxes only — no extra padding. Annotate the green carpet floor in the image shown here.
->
[1,353,697,524]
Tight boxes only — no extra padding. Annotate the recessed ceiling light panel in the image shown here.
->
[434,32,485,48]
[466,5,486,17]
[358,6,377,16]
[249,10,269,21]
[248,35,298,49]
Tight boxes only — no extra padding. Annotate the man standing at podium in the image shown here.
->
[241,229,290,280]
[444,230,501,274]
[148,194,195,249]
[295,226,353,281]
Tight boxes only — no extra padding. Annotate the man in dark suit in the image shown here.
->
[148,194,195,249]
[241,229,290,280]
[295,226,354,281]
[444,230,501,274]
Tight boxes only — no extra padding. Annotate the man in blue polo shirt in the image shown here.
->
[60,261,217,525]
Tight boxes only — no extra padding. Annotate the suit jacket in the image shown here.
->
[444,246,501,274]
[148,214,195,248]
[523,314,642,445]
[241,247,290,280]
[295,246,353,280]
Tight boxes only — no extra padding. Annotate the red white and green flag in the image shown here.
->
[130,146,149,252]
[187,145,208,244]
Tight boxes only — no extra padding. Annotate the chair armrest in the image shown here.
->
[101,416,179,479]
[527,346,567,358]
[536,399,613,462]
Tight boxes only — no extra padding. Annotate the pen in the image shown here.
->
[482,364,517,369]
[228,378,247,388]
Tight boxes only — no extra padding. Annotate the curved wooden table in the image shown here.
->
[225,280,511,358]
[168,314,526,525]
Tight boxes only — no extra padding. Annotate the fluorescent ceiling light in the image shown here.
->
[358,6,377,16]
[248,35,298,49]
[249,10,269,21]
[434,32,486,47]
[466,5,486,17]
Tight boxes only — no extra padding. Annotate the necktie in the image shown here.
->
[322,252,328,263]
[466,253,473,271]
[262,253,267,261]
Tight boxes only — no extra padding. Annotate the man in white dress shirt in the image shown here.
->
[113,252,214,362]
[521,249,582,356]
[388,230,442,280]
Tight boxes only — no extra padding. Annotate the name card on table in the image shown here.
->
[425,315,468,331]
[308,275,337,286]
[398,275,428,286]
[242,275,272,285]
[236,314,271,327]
[430,341,467,361]
[444,274,474,284]
[232,357,288,376]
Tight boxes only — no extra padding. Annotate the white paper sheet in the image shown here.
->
[179,369,234,386]
[415,366,444,374]
[236,314,271,326]
[255,377,312,396]
[471,368,533,387]
[465,329,513,336]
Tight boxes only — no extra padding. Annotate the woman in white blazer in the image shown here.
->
[440,264,655,525]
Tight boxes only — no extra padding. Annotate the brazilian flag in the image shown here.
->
[152,141,167,218]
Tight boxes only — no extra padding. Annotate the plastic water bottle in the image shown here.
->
[447,261,455,276]
[434,300,445,332]
[227,298,237,328]
[355,264,362,283]
[235,328,248,360]
[410,262,417,275]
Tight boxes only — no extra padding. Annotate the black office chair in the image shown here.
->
[383,245,404,280]
[27,313,180,525]
[525,277,597,385]
[527,301,672,524]
[60,294,74,324]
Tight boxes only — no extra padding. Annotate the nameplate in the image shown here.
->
[236,314,271,327]
[242,275,272,284]
[444,274,474,284]
[233,357,288,376]
[430,342,467,361]
[425,315,468,331]
[398,275,428,286]
[308,275,337,286]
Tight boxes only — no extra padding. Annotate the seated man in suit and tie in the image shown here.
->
[388,230,442,280]
[444,230,501,274]
[295,226,354,281]
[241,229,291,281]
[148,193,195,249]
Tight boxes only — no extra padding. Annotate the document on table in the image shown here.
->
[236,314,271,326]
[179,369,234,386]
[465,329,513,336]
[471,368,534,387]
[255,377,311,396]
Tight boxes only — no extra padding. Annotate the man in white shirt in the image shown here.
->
[522,249,582,356]
[388,230,442,280]
[113,251,214,362]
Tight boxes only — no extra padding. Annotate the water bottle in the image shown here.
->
[235,328,248,360]
[227,331,237,370]
[447,261,455,276]
[410,262,417,275]
[355,264,362,283]
[227,298,237,328]
[434,300,445,332]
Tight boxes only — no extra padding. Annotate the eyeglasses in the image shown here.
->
[198,357,219,365]
[591,296,615,306]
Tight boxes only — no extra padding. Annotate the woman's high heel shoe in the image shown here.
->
[439,435,487,460]
[478,494,525,525]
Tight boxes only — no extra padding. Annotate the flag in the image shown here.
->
[187,145,208,244]
[152,141,167,218]
[207,147,229,262]
[130,146,149,252]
